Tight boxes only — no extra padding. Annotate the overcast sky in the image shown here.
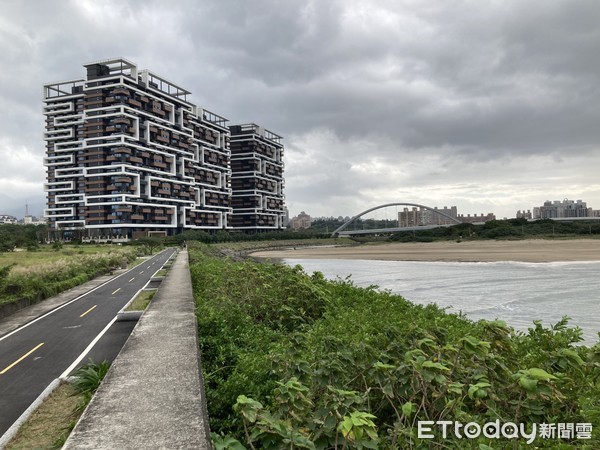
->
[1,0,599,220]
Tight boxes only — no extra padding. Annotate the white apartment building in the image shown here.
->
[44,58,286,239]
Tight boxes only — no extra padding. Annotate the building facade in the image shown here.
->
[398,206,458,227]
[457,213,496,224]
[229,124,285,230]
[516,210,533,220]
[290,211,311,230]
[398,207,421,227]
[0,215,18,224]
[398,206,495,227]
[44,58,285,239]
[534,199,588,219]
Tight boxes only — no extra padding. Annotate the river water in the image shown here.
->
[282,258,600,346]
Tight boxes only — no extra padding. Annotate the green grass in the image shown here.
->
[5,361,110,450]
[125,289,155,311]
[0,244,121,267]
[4,382,80,450]
[0,246,138,307]
[154,268,168,277]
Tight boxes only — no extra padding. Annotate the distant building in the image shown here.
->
[516,210,533,220]
[458,213,496,224]
[588,208,600,218]
[424,206,458,225]
[398,206,494,228]
[23,215,47,225]
[398,207,421,227]
[0,214,46,225]
[291,211,311,230]
[399,206,458,227]
[0,214,18,224]
[534,199,588,219]
[283,207,290,227]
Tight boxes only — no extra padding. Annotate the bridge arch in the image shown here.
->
[331,202,461,237]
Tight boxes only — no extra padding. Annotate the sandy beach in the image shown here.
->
[250,239,600,263]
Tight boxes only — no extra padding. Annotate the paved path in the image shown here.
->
[0,250,175,437]
[0,267,131,338]
[63,249,211,449]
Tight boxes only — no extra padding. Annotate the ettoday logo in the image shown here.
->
[418,420,593,444]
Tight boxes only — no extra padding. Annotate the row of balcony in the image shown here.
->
[230,160,283,178]
[231,141,279,159]
[186,211,221,227]
[231,214,279,227]
[204,149,229,167]
[232,178,278,192]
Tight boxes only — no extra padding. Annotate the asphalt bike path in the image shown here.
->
[0,248,175,436]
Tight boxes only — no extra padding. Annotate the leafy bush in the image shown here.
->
[0,229,15,251]
[0,224,46,251]
[191,245,600,449]
[0,264,13,284]
[72,360,110,409]
[388,219,600,242]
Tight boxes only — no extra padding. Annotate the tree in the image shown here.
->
[135,236,164,255]
[0,229,15,252]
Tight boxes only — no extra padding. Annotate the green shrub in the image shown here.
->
[191,245,600,449]
[72,360,110,409]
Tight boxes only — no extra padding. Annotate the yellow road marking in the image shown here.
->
[112,288,121,295]
[0,343,45,374]
[128,277,135,282]
[80,305,97,317]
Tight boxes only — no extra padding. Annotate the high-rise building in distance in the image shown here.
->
[229,124,285,230]
[43,58,285,239]
[534,199,588,219]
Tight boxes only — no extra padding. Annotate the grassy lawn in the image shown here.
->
[5,382,81,449]
[0,245,128,268]
[125,289,155,311]
[0,245,139,308]
[5,361,109,449]
[154,268,168,277]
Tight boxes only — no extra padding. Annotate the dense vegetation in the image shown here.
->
[388,218,600,242]
[2,219,598,252]
[163,228,332,245]
[0,224,47,251]
[0,246,138,308]
[190,244,600,449]
[137,218,600,247]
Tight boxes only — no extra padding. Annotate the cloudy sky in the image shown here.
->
[1,0,599,220]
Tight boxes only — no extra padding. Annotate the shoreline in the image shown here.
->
[249,239,600,263]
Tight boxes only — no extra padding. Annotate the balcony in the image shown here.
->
[128,98,142,108]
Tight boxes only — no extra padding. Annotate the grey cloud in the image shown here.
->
[1,0,599,218]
